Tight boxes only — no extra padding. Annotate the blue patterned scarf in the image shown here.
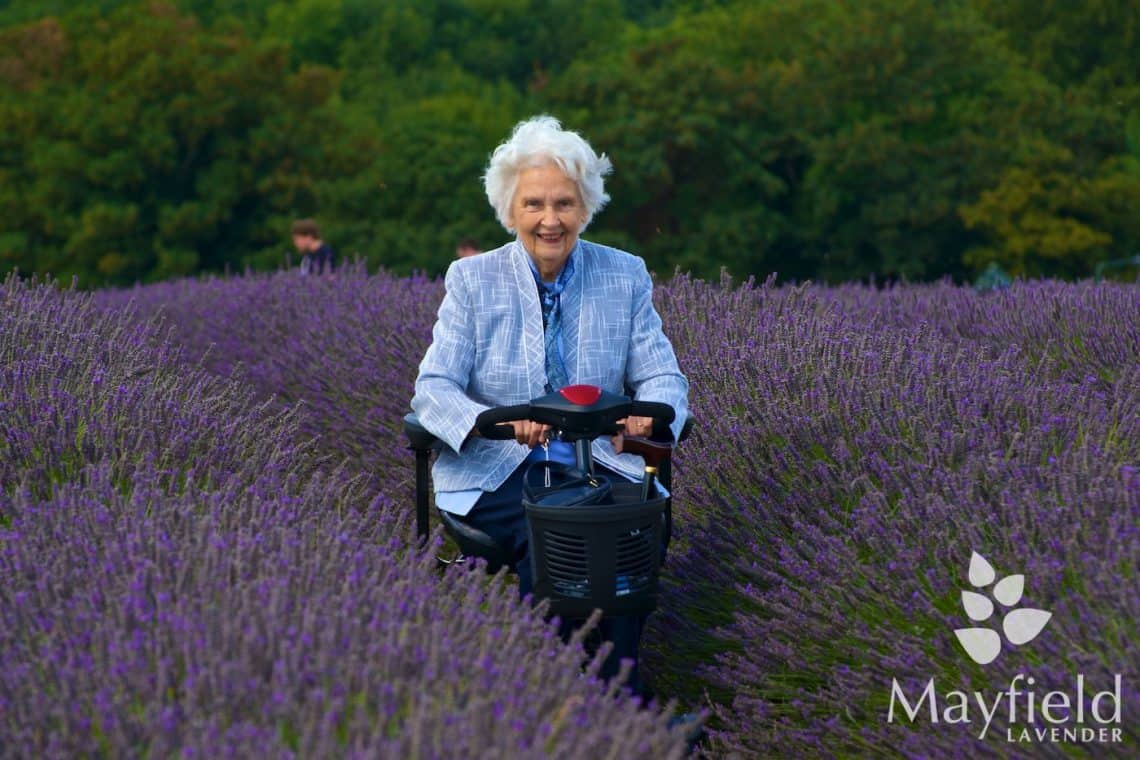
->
[531,252,575,393]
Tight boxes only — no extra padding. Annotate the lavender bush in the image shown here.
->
[4,274,320,502]
[47,267,1140,757]
[648,274,1138,756]
[1,275,689,759]
[95,264,441,504]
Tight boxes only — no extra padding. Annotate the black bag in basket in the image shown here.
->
[523,460,613,507]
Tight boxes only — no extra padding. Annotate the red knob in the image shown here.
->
[558,384,603,406]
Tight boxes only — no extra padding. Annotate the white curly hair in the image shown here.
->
[483,115,613,232]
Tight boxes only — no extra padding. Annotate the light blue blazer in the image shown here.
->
[411,238,690,495]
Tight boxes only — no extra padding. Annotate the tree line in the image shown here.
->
[1,0,1137,287]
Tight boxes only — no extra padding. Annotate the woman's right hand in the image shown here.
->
[509,420,551,448]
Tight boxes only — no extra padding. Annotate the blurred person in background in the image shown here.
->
[292,219,336,275]
[412,115,689,698]
[455,237,481,258]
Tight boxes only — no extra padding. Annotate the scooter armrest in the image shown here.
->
[619,436,673,468]
[403,412,442,451]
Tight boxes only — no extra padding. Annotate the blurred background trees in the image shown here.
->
[1,0,1137,286]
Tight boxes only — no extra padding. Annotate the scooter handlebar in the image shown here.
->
[474,397,675,440]
[628,400,676,426]
[475,404,531,440]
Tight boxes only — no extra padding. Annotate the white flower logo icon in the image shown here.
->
[954,551,1052,665]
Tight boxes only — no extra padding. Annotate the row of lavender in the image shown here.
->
[8,266,1136,757]
[652,275,1138,756]
[97,267,1139,757]
[1,274,689,758]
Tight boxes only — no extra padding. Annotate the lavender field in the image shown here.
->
[2,268,1137,758]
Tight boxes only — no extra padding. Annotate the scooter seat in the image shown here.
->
[436,508,515,573]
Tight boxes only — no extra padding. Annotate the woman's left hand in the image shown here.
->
[612,415,654,453]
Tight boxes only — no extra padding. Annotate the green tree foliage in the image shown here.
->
[546,0,1074,281]
[958,0,1140,279]
[0,2,373,286]
[337,0,627,89]
[960,137,1140,278]
[971,0,1139,95]
[0,0,1136,284]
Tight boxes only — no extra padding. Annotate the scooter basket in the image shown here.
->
[525,482,666,619]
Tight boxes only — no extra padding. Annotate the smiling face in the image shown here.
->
[508,163,587,281]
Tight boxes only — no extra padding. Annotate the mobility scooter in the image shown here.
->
[403,384,691,619]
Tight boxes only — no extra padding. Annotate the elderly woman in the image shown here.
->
[411,115,689,694]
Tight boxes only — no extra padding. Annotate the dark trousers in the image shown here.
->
[454,460,649,696]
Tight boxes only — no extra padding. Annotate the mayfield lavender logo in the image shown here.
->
[954,551,1051,665]
[887,552,1125,745]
